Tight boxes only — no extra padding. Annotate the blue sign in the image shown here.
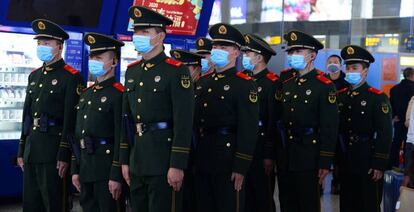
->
[406,36,414,51]
[230,0,246,24]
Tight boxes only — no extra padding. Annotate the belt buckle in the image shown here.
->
[136,123,143,136]
[80,139,85,149]
[33,118,40,127]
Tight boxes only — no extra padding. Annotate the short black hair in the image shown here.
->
[403,67,414,79]
[328,54,342,63]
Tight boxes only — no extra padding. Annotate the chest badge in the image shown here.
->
[285,91,290,96]
[361,100,367,106]
[30,82,35,86]
[180,75,191,89]
[275,90,283,101]
[196,86,202,90]
[306,89,312,95]
[224,85,230,91]
[258,86,262,92]
[381,103,389,114]
[154,76,161,82]
[249,90,258,103]
[328,91,336,104]
[76,84,84,95]
[128,79,134,83]
[51,79,58,85]
[101,96,107,103]
[80,98,84,102]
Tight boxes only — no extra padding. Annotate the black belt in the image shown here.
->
[80,137,114,153]
[199,127,236,135]
[286,127,317,137]
[136,121,172,135]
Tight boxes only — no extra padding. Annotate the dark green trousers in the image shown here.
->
[80,180,121,212]
[130,175,182,212]
[195,172,245,212]
[245,163,276,212]
[285,171,320,212]
[340,172,383,212]
[23,163,69,212]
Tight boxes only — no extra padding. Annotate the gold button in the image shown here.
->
[347,118,351,122]
[208,88,212,92]
[43,71,47,75]
[304,100,308,103]
[361,111,364,114]
[137,115,141,120]
[200,119,205,123]
[294,95,298,98]
[94,89,97,93]
[226,143,231,147]
[349,142,353,146]
[153,89,157,92]
[261,132,265,136]
[203,103,208,107]
[76,106,80,110]
[33,127,36,130]
[50,90,53,93]
[312,140,317,144]
[29,90,32,93]
[98,108,102,111]
[34,112,38,116]
[221,96,224,99]
[290,108,294,112]
[298,82,302,85]
[84,115,87,119]
[289,122,293,126]
[140,82,144,86]
[36,98,39,102]
[289,136,293,139]
[106,150,111,154]
[348,106,352,109]
[127,88,130,92]
[137,98,141,103]
[39,84,43,88]
[214,77,218,80]
[138,133,143,137]
[88,101,91,105]
[82,130,85,134]
[168,138,172,142]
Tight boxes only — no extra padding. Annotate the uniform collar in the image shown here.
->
[296,68,317,84]
[349,82,369,96]
[213,66,237,79]
[93,76,116,90]
[141,52,167,71]
[252,68,269,80]
[43,58,65,72]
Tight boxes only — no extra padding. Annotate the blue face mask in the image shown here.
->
[345,72,362,85]
[242,56,255,71]
[211,49,230,68]
[287,54,306,70]
[132,35,156,54]
[88,60,106,77]
[37,45,54,62]
[201,58,209,73]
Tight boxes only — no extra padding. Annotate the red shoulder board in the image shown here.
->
[336,87,348,94]
[112,82,124,92]
[236,71,252,80]
[316,74,332,85]
[31,67,41,73]
[165,58,182,67]
[63,65,79,75]
[266,72,279,82]
[368,87,382,95]
[280,69,291,74]
[127,60,142,68]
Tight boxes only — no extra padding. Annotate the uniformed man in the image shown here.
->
[170,49,204,82]
[119,6,194,212]
[241,33,278,212]
[170,49,204,212]
[194,23,259,212]
[70,33,125,212]
[325,54,349,195]
[338,45,392,212]
[195,37,215,77]
[279,30,338,212]
[16,19,84,212]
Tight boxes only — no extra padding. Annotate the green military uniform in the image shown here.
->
[170,49,204,212]
[241,33,278,212]
[338,45,392,212]
[278,30,338,212]
[119,6,194,212]
[70,33,125,212]
[17,19,84,212]
[193,23,259,212]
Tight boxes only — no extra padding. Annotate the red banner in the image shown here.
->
[133,0,203,36]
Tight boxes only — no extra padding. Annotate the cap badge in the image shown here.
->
[173,51,181,59]
[218,25,227,35]
[245,35,250,44]
[87,35,96,44]
[347,47,355,55]
[198,39,204,46]
[134,8,142,18]
[38,21,46,30]
[290,32,297,41]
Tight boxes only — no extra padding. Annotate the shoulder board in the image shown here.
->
[31,67,41,73]
[316,74,332,85]
[112,82,124,92]
[63,65,80,75]
[236,71,252,80]
[127,60,142,68]
[368,87,382,95]
[280,68,292,74]
[165,58,182,67]
[283,75,296,84]
[336,87,348,94]
[266,72,279,82]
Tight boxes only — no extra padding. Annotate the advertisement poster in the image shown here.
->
[131,0,203,36]
[382,57,397,81]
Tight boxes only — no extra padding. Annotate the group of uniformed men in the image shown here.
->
[17,5,392,212]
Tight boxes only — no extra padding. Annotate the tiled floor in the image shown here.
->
[0,174,342,212]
